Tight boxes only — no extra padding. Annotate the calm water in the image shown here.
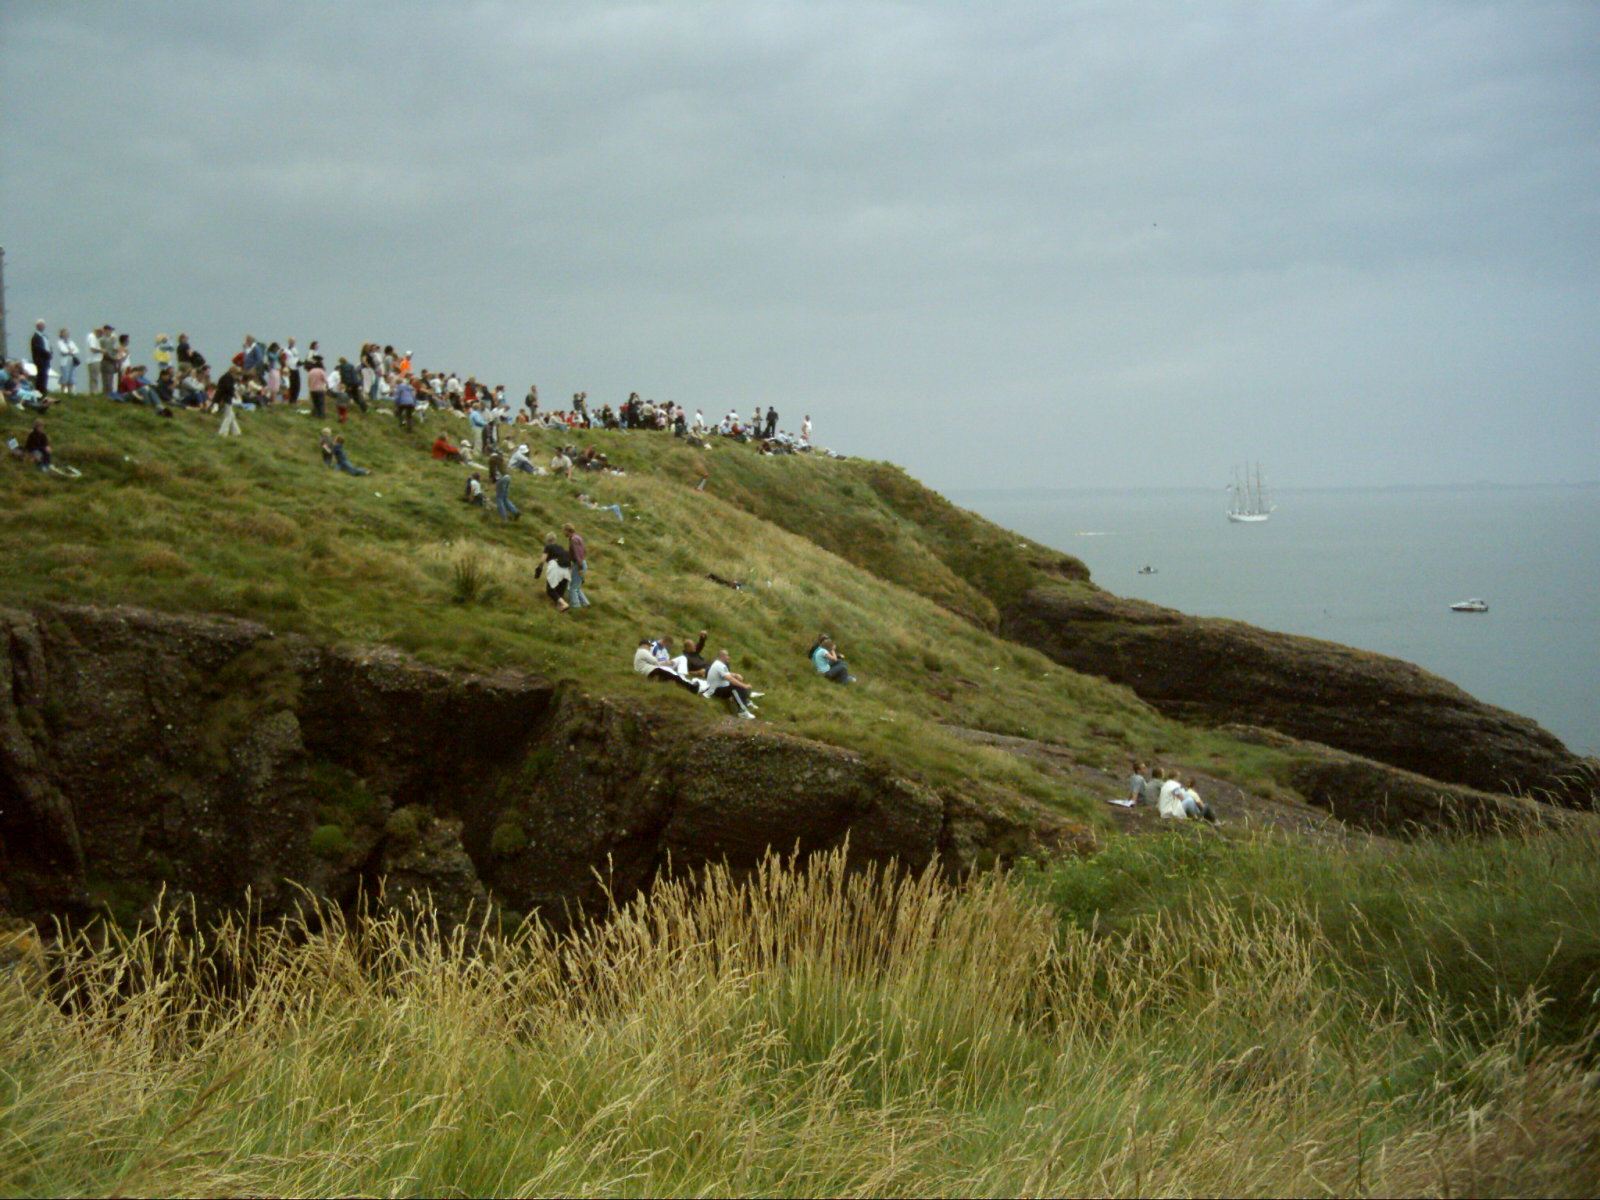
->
[952,484,1600,756]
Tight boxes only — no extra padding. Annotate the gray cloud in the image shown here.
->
[4,0,1597,487]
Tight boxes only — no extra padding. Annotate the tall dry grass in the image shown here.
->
[4,849,1596,1197]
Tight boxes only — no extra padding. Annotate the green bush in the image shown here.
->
[309,824,352,860]
[490,820,528,857]
[385,806,427,840]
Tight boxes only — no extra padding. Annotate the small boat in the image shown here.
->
[1227,462,1277,523]
[1137,566,1158,575]
[1450,598,1489,613]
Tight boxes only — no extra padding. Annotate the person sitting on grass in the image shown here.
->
[23,419,51,469]
[508,443,537,473]
[331,435,370,476]
[1176,777,1217,823]
[633,639,702,693]
[1121,760,1148,807]
[463,472,486,506]
[319,427,337,467]
[432,433,464,463]
[1157,771,1215,822]
[675,630,710,681]
[705,649,762,718]
[1143,765,1165,809]
[808,635,855,684]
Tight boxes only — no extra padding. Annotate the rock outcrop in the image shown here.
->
[1002,585,1597,808]
[0,604,1091,929]
[1216,725,1584,836]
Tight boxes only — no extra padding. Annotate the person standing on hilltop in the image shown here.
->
[214,366,242,436]
[30,320,52,401]
[284,337,301,406]
[306,356,329,420]
[56,329,80,392]
[801,414,812,445]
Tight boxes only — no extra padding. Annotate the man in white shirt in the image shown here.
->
[705,650,761,718]
[284,338,301,405]
[85,326,105,394]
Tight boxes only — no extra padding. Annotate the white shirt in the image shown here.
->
[57,336,79,359]
[705,659,731,690]
[1157,780,1187,819]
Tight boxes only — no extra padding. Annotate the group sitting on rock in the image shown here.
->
[1119,761,1216,822]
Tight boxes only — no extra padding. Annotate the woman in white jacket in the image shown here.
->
[55,330,80,392]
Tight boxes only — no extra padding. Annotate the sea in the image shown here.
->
[950,484,1600,757]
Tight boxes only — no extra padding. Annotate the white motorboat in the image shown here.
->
[1450,598,1489,613]
[1227,463,1277,523]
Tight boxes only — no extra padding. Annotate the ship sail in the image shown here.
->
[1227,463,1276,523]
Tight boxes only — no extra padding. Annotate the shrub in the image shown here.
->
[490,820,528,857]
[308,824,351,860]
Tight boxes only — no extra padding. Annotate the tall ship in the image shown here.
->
[1227,463,1276,523]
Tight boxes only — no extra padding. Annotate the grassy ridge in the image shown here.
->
[0,396,1285,819]
[4,399,1599,1196]
[3,843,1596,1196]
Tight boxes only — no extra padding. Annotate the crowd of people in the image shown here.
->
[7,316,862,711]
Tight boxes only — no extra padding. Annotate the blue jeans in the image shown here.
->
[495,473,519,519]
[568,564,589,606]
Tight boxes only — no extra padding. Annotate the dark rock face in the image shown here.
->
[1217,725,1583,836]
[0,604,1087,929]
[1003,585,1597,808]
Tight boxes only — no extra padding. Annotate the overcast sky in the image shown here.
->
[4,1,1597,490]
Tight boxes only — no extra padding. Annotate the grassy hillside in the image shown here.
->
[4,398,1599,1197]
[0,396,1291,821]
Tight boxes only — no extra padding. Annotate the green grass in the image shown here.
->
[1018,819,1600,1050]
[0,396,1270,829]
[3,844,1596,1196]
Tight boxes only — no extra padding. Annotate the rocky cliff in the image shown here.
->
[1002,584,1597,807]
[0,604,1092,929]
